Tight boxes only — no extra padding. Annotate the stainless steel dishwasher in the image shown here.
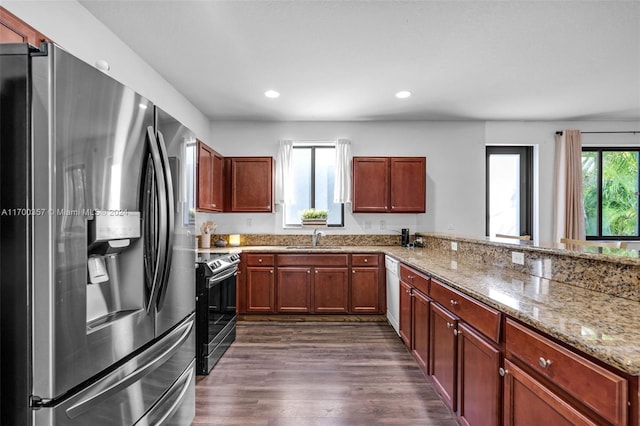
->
[385,256,400,335]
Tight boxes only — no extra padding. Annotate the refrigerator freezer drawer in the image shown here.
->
[34,314,196,426]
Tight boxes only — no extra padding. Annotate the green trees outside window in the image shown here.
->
[582,148,639,237]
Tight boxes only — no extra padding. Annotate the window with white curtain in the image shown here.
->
[284,144,344,227]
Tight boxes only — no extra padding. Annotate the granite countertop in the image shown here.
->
[198,244,640,375]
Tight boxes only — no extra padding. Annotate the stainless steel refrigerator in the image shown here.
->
[1,43,197,426]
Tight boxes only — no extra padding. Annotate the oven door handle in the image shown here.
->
[208,268,237,287]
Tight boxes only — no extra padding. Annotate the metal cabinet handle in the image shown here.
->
[446,322,453,328]
[258,258,263,263]
[364,258,368,263]
[315,270,318,274]
[538,357,553,368]
[270,269,273,274]
[352,270,356,274]
[450,300,458,306]
[453,329,462,336]
[499,367,509,377]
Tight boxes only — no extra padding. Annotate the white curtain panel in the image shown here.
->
[334,139,352,203]
[276,139,294,205]
[553,130,585,243]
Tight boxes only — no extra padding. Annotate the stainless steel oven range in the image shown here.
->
[195,252,240,374]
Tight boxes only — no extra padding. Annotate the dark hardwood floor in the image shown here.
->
[192,320,457,425]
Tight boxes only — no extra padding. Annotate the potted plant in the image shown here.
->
[300,208,328,227]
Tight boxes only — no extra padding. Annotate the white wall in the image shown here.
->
[200,120,640,240]
[199,121,486,237]
[4,0,211,142]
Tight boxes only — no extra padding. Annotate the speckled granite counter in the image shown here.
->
[198,243,640,375]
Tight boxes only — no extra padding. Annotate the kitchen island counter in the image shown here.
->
[198,244,640,375]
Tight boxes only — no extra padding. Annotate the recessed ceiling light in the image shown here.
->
[395,91,411,99]
[264,90,280,99]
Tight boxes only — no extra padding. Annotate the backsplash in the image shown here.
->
[200,233,402,247]
[418,232,640,302]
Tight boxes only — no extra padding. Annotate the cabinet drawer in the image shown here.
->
[430,279,501,343]
[277,254,349,267]
[245,254,275,267]
[505,319,628,426]
[352,254,379,267]
[399,264,429,295]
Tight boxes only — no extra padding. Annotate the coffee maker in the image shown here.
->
[401,228,410,246]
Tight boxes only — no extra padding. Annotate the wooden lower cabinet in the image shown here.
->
[277,266,350,314]
[457,323,501,426]
[313,267,349,313]
[399,280,413,347]
[350,266,380,313]
[245,266,275,312]
[411,289,430,374]
[277,267,311,313]
[505,318,628,425]
[503,359,597,426]
[430,302,458,411]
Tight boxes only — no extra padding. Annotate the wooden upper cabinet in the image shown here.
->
[0,7,52,48]
[352,156,426,213]
[196,140,223,212]
[390,157,426,213]
[352,157,389,212]
[227,156,273,212]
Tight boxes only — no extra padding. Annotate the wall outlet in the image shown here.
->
[451,241,458,251]
[511,251,525,265]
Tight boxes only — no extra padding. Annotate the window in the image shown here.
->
[485,146,533,238]
[582,148,639,239]
[284,145,344,227]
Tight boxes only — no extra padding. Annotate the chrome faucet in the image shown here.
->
[312,228,325,247]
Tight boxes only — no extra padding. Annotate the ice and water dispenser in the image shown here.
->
[86,210,142,327]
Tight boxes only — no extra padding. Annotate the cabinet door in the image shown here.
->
[350,266,380,313]
[430,303,458,411]
[196,141,222,212]
[277,267,311,313]
[211,150,224,211]
[411,289,430,374]
[229,157,273,212]
[352,157,389,212]
[503,359,597,426]
[313,267,349,313]
[0,7,51,48]
[458,323,501,426]
[245,267,275,312]
[390,157,426,213]
[399,280,413,348]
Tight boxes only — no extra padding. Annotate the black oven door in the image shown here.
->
[196,267,237,375]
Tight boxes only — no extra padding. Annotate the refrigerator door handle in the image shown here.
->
[64,317,194,419]
[144,126,168,313]
[155,130,175,311]
[133,360,194,426]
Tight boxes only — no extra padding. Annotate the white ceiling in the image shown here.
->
[79,0,640,122]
